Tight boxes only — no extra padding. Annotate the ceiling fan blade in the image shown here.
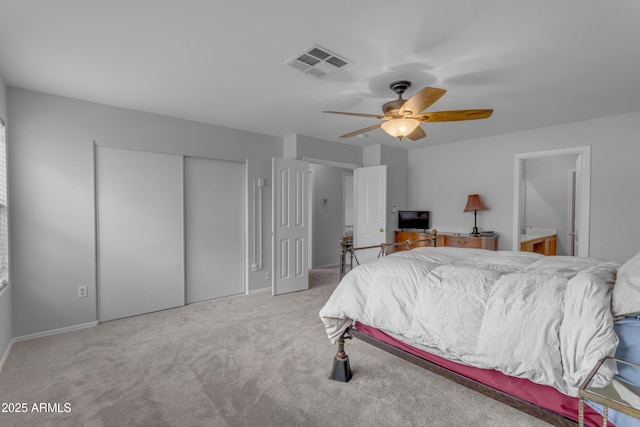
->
[414,109,493,122]
[399,87,447,116]
[406,125,426,141]
[340,124,381,138]
[324,111,384,119]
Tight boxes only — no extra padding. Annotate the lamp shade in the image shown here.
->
[463,194,487,212]
[380,118,420,140]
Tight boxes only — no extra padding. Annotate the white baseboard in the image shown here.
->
[0,339,13,374]
[12,321,99,344]
[312,263,339,269]
[0,321,98,375]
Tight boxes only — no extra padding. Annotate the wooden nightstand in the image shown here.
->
[579,357,640,426]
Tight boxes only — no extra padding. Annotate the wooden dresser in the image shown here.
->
[394,231,498,251]
[393,231,435,252]
[441,233,498,251]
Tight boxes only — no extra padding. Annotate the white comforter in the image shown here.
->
[319,247,620,396]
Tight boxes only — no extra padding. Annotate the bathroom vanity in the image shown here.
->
[520,228,557,256]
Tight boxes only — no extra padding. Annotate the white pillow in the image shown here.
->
[612,251,640,316]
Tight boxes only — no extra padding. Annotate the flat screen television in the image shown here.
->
[398,210,430,231]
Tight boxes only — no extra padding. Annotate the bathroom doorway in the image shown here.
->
[513,147,591,257]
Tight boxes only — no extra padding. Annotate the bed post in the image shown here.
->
[329,331,352,382]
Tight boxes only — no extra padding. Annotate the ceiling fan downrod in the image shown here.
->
[389,80,412,98]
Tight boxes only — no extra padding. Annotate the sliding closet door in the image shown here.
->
[184,157,244,303]
[97,146,184,322]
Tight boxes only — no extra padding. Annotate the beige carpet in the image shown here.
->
[0,268,548,426]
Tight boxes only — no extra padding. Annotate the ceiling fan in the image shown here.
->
[324,80,493,141]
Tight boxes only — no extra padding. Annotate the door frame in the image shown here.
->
[343,172,354,235]
[567,168,577,256]
[512,146,591,256]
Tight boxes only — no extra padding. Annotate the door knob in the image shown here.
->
[379,228,384,232]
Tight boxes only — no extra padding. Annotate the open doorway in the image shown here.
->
[513,146,591,257]
[522,154,577,255]
[305,159,359,268]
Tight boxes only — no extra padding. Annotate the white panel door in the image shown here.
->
[97,146,184,322]
[354,165,387,265]
[184,157,244,303]
[272,158,308,295]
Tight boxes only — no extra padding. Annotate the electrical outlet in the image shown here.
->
[77,286,88,298]
[265,272,271,280]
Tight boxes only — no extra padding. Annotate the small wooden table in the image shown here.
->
[579,357,640,426]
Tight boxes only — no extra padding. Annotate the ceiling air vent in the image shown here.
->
[285,44,352,79]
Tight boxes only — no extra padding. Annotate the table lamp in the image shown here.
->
[464,194,488,236]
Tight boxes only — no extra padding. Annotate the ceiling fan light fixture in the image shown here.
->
[325,82,492,142]
[381,118,420,141]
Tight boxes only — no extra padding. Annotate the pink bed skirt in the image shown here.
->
[354,321,612,427]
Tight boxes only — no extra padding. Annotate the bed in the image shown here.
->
[320,246,640,426]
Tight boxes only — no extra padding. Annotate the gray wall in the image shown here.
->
[0,77,11,364]
[7,88,282,337]
[291,134,363,167]
[408,112,640,262]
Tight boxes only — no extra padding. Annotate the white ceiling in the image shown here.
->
[1,0,639,149]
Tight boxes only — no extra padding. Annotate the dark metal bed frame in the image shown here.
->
[339,229,438,279]
[338,327,578,426]
[330,231,579,426]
